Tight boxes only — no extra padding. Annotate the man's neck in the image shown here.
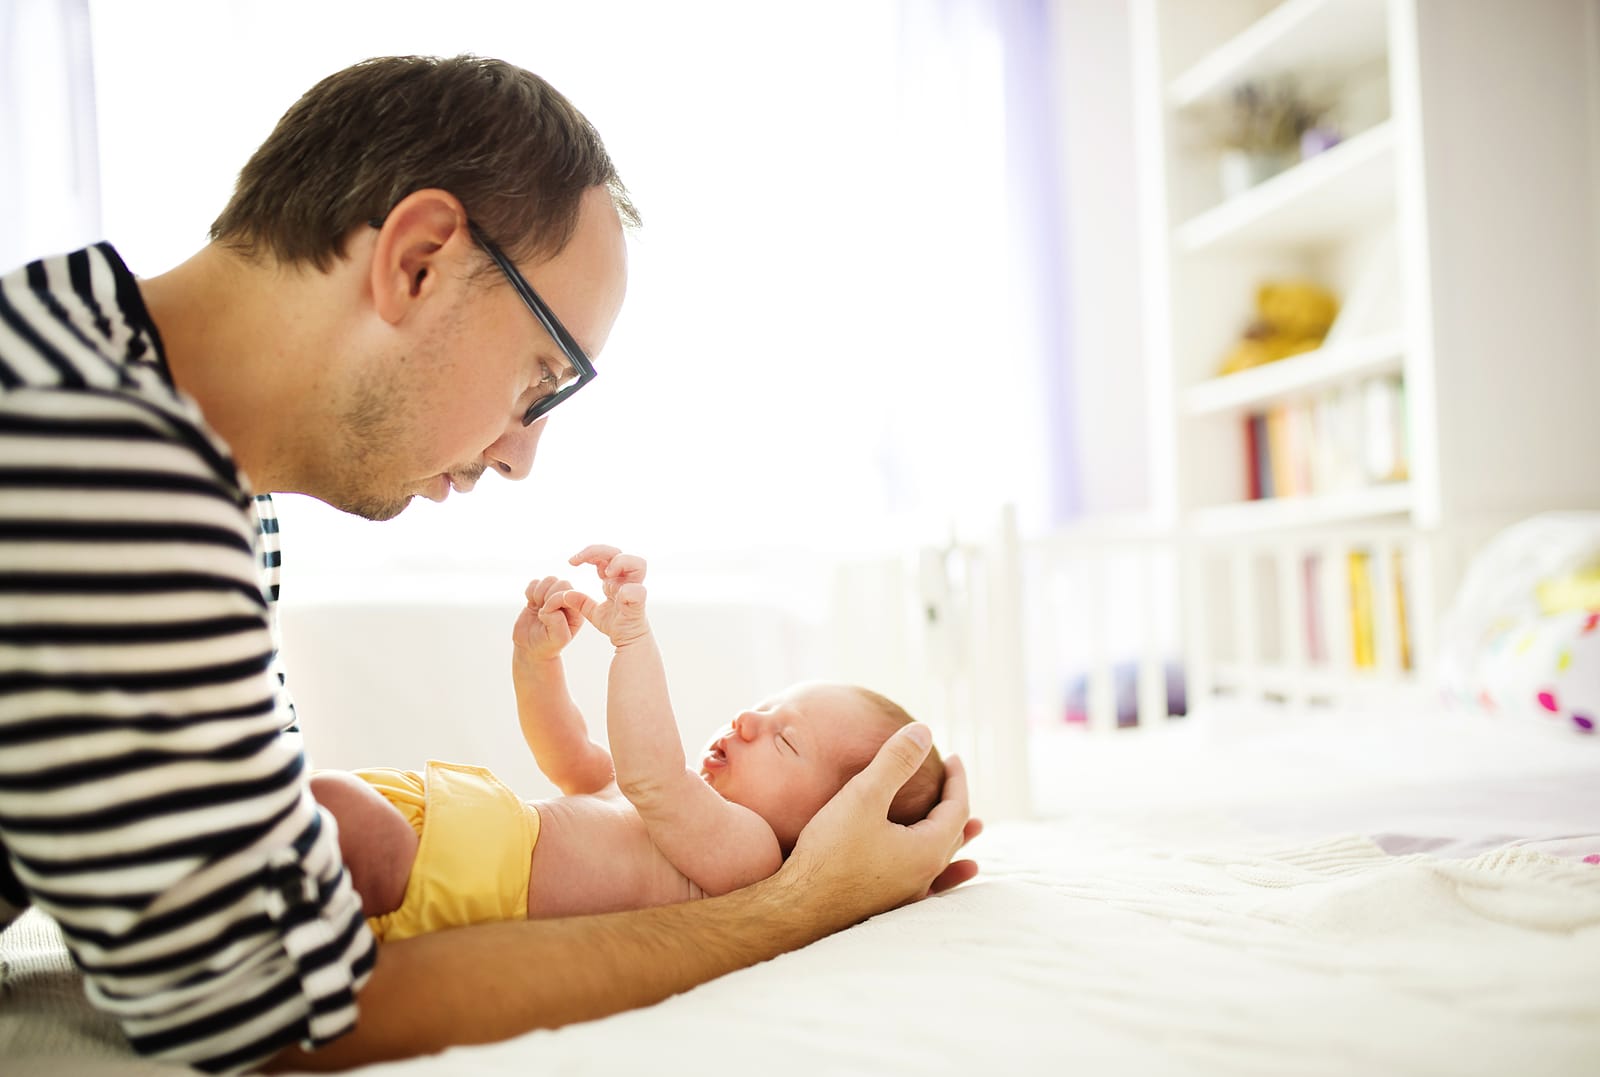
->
[139,242,347,494]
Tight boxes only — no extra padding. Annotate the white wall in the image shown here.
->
[283,591,825,797]
[275,3,1157,785]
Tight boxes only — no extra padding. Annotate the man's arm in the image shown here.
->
[511,575,614,794]
[0,388,374,1072]
[271,725,976,1072]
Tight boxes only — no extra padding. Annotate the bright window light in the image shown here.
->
[86,0,1059,599]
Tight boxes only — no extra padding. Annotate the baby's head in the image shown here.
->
[698,681,944,853]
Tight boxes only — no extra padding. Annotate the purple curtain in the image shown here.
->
[996,0,1082,526]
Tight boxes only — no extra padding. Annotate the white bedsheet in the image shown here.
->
[5,713,1598,1076]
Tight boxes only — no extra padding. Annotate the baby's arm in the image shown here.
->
[569,546,783,894]
[511,575,615,795]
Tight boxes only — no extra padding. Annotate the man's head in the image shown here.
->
[210,56,637,520]
[698,682,946,852]
[211,54,639,271]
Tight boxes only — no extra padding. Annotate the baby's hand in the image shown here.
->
[568,545,651,646]
[511,575,587,660]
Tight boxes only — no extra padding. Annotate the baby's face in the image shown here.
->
[698,682,884,851]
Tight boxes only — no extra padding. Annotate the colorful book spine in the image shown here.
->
[1348,550,1376,669]
[1244,414,1263,500]
[1240,375,1409,503]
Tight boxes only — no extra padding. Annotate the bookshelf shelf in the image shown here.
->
[1188,483,1412,537]
[1182,330,1404,415]
[1135,0,1600,715]
[1176,120,1396,253]
[1168,0,1390,110]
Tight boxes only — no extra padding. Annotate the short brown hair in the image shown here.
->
[849,687,945,825]
[210,55,640,271]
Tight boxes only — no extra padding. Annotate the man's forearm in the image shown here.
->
[273,724,975,1072]
[271,866,832,1071]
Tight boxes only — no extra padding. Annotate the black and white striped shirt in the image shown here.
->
[0,244,374,1073]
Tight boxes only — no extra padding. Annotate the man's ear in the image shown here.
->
[368,189,470,325]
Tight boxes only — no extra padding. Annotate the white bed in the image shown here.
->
[5,702,1598,1077]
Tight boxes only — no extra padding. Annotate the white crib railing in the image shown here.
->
[833,509,1497,820]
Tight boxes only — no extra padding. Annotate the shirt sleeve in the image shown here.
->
[0,388,375,1073]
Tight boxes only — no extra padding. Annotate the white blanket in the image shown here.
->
[6,805,1599,1076]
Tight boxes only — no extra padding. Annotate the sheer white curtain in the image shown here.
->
[0,0,99,270]
[82,0,1068,601]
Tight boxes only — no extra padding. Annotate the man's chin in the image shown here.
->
[334,493,412,522]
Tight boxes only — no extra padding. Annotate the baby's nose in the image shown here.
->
[733,711,759,740]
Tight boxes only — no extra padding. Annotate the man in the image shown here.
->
[0,54,975,1073]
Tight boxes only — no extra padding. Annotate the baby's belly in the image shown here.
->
[526,793,704,919]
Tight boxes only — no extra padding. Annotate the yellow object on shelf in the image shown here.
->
[1219,279,1340,376]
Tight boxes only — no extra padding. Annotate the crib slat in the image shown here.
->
[1084,557,1117,733]
[1276,542,1307,703]
[1136,550,1168,727]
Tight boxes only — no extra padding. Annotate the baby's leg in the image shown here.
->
[309,770,419,917]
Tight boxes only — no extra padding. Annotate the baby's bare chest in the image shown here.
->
[525,790,702,919]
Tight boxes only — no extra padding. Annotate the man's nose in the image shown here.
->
[483,415,546,481]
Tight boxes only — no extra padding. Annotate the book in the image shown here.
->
[1362,375,1406,483]
[1244,413,1263,500]
[1303,553,1325,664]
[1392,548,1412,671]
[1239,376,1410,504]
[1266,406,1293,497]
[1348,550,1376,669]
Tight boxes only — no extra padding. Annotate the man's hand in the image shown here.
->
[568,545,651,645]
[780,723,978,919]
[511,575,586,660]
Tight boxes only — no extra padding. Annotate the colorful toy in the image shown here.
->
[1439,515,1600,734]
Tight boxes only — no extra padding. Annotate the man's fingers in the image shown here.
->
[849,723,934,809]
[928,858,979,895]
[960,817,984,848]
[922,753,969,838]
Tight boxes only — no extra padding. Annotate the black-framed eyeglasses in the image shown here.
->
[369,216,596,426]
[466,221,597,426]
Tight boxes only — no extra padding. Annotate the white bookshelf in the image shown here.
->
[1187,482,1413,537]
[1175,121,1397,252]
[1132,0,1600,713]
[1167,0,1390,109]
[1182,329,1405,416]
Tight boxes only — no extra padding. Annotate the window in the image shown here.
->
[86,0,1072,600]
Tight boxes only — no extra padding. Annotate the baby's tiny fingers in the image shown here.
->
[569,544,621,569]
[542,587,581,612]
[607,554,648,582]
